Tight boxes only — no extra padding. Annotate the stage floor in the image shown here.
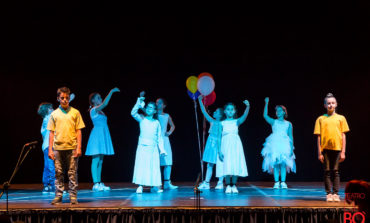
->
[0,182,355,210]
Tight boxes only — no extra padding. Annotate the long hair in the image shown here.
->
[88,92,99,111]
[275,105,288,119]
[37,103,53,118]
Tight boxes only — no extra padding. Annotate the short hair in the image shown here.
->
[146,101,158,119]
[324,93,336,104]
[37,102,53,118]
[57,87,71,97]
[275,105,288,119]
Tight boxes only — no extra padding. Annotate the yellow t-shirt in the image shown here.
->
[47,106,85,150]
[314,113,349,151]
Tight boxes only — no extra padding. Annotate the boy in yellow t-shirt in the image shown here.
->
[47,87,85,205]
[314,93,349,202]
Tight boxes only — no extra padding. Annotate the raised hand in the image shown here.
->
[111,87,120,93]
[139,91,145,97]
[198,95,204,101]
[243,100,250,106]
[265,97,269,103]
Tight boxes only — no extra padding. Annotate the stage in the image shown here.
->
[0,182,355,223]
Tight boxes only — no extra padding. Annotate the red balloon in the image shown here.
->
[202,91,216,106]
[198,72,213,79]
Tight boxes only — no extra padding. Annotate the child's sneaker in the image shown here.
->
[151,186,163,193]
[136,186,143,194]
[92,183,102,192]
[280,182,288,189]
[231,185,239,194]
[225,185,232,194]
[273,182,280,189]
[326,194,333,202]
[332,194,340,202]
[215,181,224,190]
[51,196,62,205]
[70,196,78,205]
[99,183,111,191]
[198,181,210,190]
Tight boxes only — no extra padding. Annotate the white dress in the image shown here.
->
[216,119,248,177]
[85,108,114,156]
[158,113,173,166]
[202,121,222,164]
[261,120,296,174]
[131,100,165,186]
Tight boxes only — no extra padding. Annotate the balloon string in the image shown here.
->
[193,99,204,181]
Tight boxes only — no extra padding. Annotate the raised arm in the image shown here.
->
[95,87,120,111]
[131,97,145,122]
[198,95,216,123]
[237,100,250,126]
[165,115,176,136]
[263,97,274,125]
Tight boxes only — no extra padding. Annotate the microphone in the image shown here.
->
[25,141,38,146]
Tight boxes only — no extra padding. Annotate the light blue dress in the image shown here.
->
[261,120,296,174]
[158,113,173,166]
[202,121,222,164]
[85,108,114,156]
[216,119,248,177]
[131,99,165,186]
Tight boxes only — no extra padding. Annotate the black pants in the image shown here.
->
[323,150,340,195]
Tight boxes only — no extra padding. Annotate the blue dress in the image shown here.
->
[85,108,115,156]
[202,121,222,164]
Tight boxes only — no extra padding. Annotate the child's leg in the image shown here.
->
[163,165,172,181]
[97,155,104,183]
[225,175,231,185]
[47,151,56,188]
[91,155,100,184]
[231,176,238,185]
[54,150,65,197]
[42,149,49,187]
[331,151,341,195]
[66,150,79,198]
[323,150,332,194]
[280,164,287,182]
[205,163,214,183]
[273,164,280,182]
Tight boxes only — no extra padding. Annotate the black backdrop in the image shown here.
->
[1,5,370,184]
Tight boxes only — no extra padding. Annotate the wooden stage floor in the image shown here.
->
[0,182,355,210]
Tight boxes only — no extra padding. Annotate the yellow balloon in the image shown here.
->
[186,76,198,93]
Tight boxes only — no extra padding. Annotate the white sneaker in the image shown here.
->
[273,182,280,189]
[231,185,239,194]
[136,186,143,194]
[332,194,340,202]
[99,183,111,191]
[280,182,288,189]
[164,181,178,190]
[326,193,333,202]
[215,181,224,190]
[92,183,102,192]
[198,182,210,190]
[225,185,232,194]
[151,186,163,193]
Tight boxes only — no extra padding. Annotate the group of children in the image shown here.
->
[38,87,349,204]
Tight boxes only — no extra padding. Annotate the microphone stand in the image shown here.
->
[193,173,202,222]
[0,143,36,213]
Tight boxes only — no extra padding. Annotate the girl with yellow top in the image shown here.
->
[314,93,349,202]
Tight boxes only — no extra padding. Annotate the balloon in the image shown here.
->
[197,76,215,96]
[202,91,216,106]
[186,76,198,93]
[187,90,200,100]
[198,72,213,79]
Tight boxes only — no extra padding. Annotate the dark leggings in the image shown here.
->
[225,176,238,186]
[323,150,341,195]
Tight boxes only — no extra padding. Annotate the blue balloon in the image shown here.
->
[187,90,200,100]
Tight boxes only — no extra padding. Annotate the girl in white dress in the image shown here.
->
[261,97,296,189]
[216,100,250,194]
[156,98,178,190]
[197,95,225,190]
[85,88,120,191]
[132,92,167,193]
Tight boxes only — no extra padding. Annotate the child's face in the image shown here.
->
[276,107,285,119]
[224,105,236,118]
[92,94,102,106]
[324,98,337,113]
[213,109,223,121]
[156,99,165,111]
[145,104,157,116]
[58,92,70,109]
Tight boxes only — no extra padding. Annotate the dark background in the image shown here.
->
[1,4,370,184]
